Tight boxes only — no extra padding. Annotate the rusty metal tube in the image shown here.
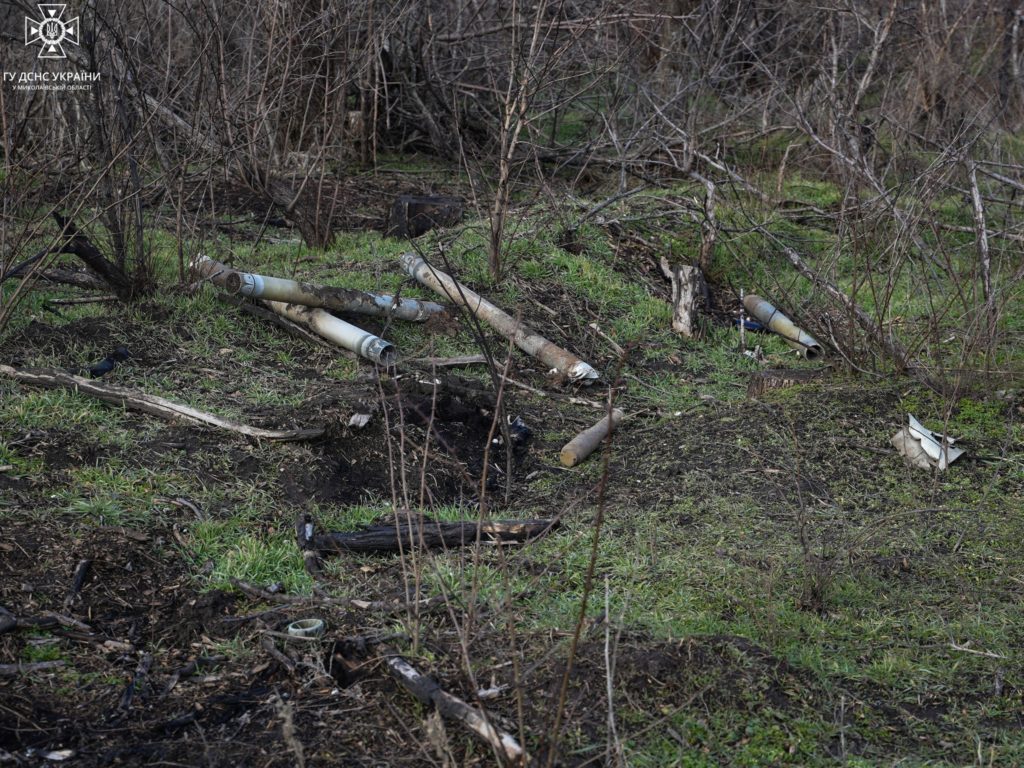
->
[742,295,824,359]
[560,409,624,467]
[192,255,444,322]
[400,253,598,383]
[266,301,396,366]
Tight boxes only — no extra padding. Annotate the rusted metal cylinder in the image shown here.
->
[400,253,598,383]
[559,409,624,467]
[266,301,396,366]
[742,295,824,359]
[192,255,445,322]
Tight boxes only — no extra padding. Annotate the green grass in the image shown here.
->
[190,522,313,592]
[1,165,1022,767]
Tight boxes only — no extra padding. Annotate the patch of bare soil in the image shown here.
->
[0,514,442,765]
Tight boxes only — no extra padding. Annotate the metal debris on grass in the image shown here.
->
[891,414,964,470]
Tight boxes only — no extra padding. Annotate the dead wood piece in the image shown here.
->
[308,519,557,554]
[296,513,325,580]
[261,634,298,672]
[12,611,93,634]
[163,655,225,694]
[408,354,489,368]
[660,258,705,338]
[746,369,827,399]
[968,163,996,330]
[586,323,626,357]
[64,559,92,610]
[0,661,65,677]
[0,364,323,442]
[45,295,118,306]
[0,607,16,634]
[385,651,526,765]
[36,268,109,291]
[118,653,153,711]
[697,178,718,272]
[52,213,136,299]
[560,410,625,467]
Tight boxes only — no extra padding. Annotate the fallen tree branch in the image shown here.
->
[407,354,489,368]
[52,213,136,299]
[968,162,997,333]
[384,650,527,765]
[0,365,323,442]
[63,559,92,611]
[2,611,94,635]
[36,268,109,291]
[0,661,66,677]
[306,518,557,554]
[260,635,297,673]
[660,257,706,338]
[45,295,119,307]
[163,655,225,694]
[229,578,445,614]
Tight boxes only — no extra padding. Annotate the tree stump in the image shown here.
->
[660,257,706,338]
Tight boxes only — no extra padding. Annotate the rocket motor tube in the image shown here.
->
[742,295,824,359]
[401,253,598,383]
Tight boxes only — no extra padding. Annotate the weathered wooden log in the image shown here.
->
[307,518,556,554]
[36,268,109,291]
[660,258,706,338]
[0,365,323,442]
[384,651,526,765]
[560,409,624,467]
